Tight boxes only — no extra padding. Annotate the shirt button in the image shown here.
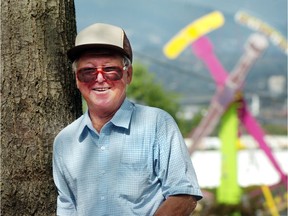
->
[100,170,105,175]
[100,146,105,151]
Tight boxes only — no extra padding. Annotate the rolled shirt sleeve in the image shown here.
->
[53,135,77,215]
[154,111,202,200]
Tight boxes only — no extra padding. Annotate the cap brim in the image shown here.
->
[67,44,130,62]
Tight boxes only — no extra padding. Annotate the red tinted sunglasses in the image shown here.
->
[77,66,128,83]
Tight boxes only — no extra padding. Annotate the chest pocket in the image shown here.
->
[117,139,153,204]
[120,139,148,167]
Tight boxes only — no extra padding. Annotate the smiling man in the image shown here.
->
[52,23,202,216]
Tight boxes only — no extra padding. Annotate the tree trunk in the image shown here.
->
[1,0,82,215]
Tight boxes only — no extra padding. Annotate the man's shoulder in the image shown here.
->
[54,114,85,141]
[134,103,171,118]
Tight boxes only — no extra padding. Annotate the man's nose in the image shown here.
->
[96,71,106,83]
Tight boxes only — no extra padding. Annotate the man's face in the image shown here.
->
[75,52,132,115]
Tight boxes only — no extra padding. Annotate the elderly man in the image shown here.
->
[53,23,202,216]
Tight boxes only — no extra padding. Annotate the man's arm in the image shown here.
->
[154,195,197,216]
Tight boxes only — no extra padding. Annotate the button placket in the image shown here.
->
[97,132,110,207]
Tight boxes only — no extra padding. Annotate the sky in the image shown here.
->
[74,0,287,48]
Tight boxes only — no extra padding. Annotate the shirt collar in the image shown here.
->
[77,98,135,141]
[110,99,135,129]
[77,111,92,142]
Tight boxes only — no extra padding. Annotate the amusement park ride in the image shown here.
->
[163,11,287,215]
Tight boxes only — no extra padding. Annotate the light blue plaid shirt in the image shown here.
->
[53,99,202,216]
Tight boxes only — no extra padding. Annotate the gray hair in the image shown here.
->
[72,55,131,73]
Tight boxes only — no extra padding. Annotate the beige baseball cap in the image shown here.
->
[67,23,133,62]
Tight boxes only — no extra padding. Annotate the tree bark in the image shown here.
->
[1,0,82,215]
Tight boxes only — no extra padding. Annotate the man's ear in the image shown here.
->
[76,77,80,89]
[126,65,133,84]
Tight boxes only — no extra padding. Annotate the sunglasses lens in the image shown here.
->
[103,72,122,81]
[77,69,97,83]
